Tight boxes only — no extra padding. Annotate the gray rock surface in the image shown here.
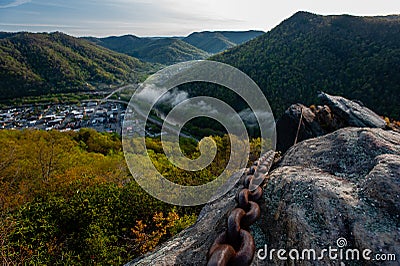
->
[318,92,387,129]
[277,93,387,153]
[128,128,400,266]
[255,127,400,265]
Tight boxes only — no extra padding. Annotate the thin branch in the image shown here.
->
[294,107,304,145]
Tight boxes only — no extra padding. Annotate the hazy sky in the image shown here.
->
[0,0,399,37]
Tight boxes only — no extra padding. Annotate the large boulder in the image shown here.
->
[318,92,387,129]
[256,127,400,265]
[127,128,400,265]
[277,93,387,153]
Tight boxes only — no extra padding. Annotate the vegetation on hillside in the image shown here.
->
[211,12,400,119]
[0,129,261,265]
[85,31,264,65]
[84,35,210,65]
[2,10,400,266]
[183,30,264,54]
[183,32,236,54]
[0,32,155,100]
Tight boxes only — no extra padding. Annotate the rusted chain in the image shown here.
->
[207,151,275,266]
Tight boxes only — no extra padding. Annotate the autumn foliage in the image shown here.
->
[0,129,261,265]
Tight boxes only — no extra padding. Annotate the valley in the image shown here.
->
[1,10,400,266]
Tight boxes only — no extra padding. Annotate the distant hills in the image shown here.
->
[183,30,264,53]
[212,12,400,118]
[83,35,209,65]
[84,30,264,65]
[1,12,400,120]
[0,30,263,100]
[0,32,154,99]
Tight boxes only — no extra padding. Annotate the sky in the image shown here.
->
[0,0,400,37]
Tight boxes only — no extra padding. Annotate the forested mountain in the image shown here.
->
[0,32,154,99]
[84,35,209,65]
[2,13,400,118]
[212,12,400,118]
[183,30,264,53]
[85,31,264,65]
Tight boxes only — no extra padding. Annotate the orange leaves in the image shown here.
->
[130,210,180,255]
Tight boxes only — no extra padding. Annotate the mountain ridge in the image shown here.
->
[183,30,264,53]
[84,30,264,65]
[211,11,400,118]
[0,32,154,99]
[83,35,210,65]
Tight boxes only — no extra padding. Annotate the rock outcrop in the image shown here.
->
[127,127,400,265]
[318,92,387,129]
[277,92,387,153]
[256,127,400,265]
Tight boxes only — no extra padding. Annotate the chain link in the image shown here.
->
[207,151,275,266]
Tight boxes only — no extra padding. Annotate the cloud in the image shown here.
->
[158,89,223,117]
[0,0,31,8]
[134,84,166,103]
[239,108,274,128]
[0,23,83,28]
[159,89,189,107]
